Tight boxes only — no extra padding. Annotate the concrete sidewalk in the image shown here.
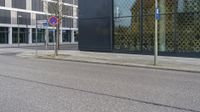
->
[18,50,200,73]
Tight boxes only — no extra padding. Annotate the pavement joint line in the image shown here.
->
[37,56,200,74]
[0,74,199,112]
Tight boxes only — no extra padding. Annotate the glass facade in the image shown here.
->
[113,0,200,53]
[0,27,8,44]
[0,0,78,45]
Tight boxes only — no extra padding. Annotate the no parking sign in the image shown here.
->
[48,16,58,26]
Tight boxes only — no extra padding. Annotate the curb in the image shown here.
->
[37,56,200,74]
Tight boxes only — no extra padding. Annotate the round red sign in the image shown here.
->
[48,16,58,26]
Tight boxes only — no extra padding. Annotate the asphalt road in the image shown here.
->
[0,52,200,112]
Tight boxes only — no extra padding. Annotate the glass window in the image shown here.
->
[114,0,136,18]
[48,2,57,14]
[63,0,73,4]
[12,28,29,44]
[36,14,47,20]
[32,29,45,43]
[0,10,11,24]
[17,12,31,25]
[62,18,73,27]
[177,0,200,13]
[74,0,78,5]
[12,0,26,9]
[62,5,73,16]
[74,31,78,42]
[62,30,71,42]
[49,30,56,43]
[32,0,43,12]
[0,27,8,44]
[0,0,5,6]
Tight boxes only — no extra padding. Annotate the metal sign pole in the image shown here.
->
[53,29,56,56]
[45,21,48,50]
[36,20,38,56]
[154,0,159,65]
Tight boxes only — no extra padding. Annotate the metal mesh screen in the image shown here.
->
[113,0,200,54]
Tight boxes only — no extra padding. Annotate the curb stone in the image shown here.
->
[37,56,200,74]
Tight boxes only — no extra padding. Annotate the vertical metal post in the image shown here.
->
[111,0,114,51]
[140,0,144,52]
[53,29,56,56]
[45,22,48,50]
[154,0,158,65]
[17,27,20,47]
[36,20,38,56]
[173,0,177,53]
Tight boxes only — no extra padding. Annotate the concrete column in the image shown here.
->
[31,13,36,26]
[73,4,78,28]
[11,11,17,25]
[43,1,48,13]
[28,28,32,44]
[159,0,166,52]
[8,27,12,45]
[71,30,75,43]
[45,29,49,44]
[5,0,11,7]
[26,0,32,10]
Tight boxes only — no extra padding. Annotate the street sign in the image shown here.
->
[37,20,48,29]
[48,16,58,26]
[155,7,160,20]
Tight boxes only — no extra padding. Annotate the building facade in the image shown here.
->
[79,0,200,57]
[0,0,78,46]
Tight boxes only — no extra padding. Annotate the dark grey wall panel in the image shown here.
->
[79,0,112,19]
[79,18,112,51]
[78,0,113,51]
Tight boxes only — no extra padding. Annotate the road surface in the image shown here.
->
[0,50,199,112]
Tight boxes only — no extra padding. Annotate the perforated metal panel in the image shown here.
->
[113,0,200,54]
